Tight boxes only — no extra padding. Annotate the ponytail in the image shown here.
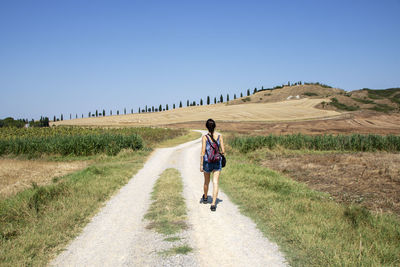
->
[206,118,216,138]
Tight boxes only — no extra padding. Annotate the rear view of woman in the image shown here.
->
[200,118,225,211]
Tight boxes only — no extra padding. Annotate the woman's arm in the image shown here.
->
[220,135,226,155]
[200,135,206,172]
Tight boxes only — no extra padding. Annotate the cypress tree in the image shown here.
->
[61,114,63,121]
[70,114,71,119]
[247,89,250,96]
[240,92,243,97]
[103,110,105,116]
[220,94,223,103]
[227,94,229,101]
[166,104,169,110]
[253,88,257,94]
[179,101,182,108]
[234,94,236,99]
[124,108,126,114]
[76,114,78,119]
[214,97,216,104]
[192,101,196,106]
[53,115,56,122]
[138,108,141,113]
[159,104,162,111]
[96,110,98,117]
[152,106,154,112]
[200,99,203,105]
[173,103,176,109]
[187,100,189,107]
[82,114,83,118]
[131,108,133,114]
[117,110,119,115]
[89,112,91,117]
[145,105,148,112]
[207,96,210,105]
[110,110,112,115]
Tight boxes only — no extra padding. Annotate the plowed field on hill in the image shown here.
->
[53,98,339,127]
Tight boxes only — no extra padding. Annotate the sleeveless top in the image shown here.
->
[203,134,220,162]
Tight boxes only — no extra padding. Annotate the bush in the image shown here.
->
[330,98,359,111]
[304,92,318,96]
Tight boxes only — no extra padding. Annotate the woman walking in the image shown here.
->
[200,119,225,211]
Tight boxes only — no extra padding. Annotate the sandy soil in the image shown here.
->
[51,134,287,266]
[0,159,89,198]
[167,112,400,135]
[52,98,339,127]
[261,152,400,215]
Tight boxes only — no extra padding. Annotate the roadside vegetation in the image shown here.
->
[229,133,400,153]
[221,138,400,266]
[144,168,192,255]
[0,127,189,266]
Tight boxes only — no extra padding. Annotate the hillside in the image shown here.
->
[229,84,345,105]
[53,98,340,127]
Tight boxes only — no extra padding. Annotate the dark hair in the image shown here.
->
[206,119,216,135]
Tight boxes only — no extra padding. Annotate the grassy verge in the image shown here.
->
[145,168,187,235]
[219,151,400,266]
[157,130,201,148]
[144,168,192,256]
[0,150,149,266]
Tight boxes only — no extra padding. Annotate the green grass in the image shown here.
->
[144,168,188,235]
[219,151,400,266]
[0,150,150,266]
[159,245,193,256]
[330,98,359,111]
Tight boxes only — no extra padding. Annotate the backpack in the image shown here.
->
[205,134,221,163]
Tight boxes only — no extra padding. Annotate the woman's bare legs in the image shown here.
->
[211,171,220,205]
[203,172,211,198]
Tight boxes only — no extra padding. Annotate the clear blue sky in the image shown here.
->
[1,0,399,120]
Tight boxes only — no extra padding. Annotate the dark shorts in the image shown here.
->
[203,159,222,173]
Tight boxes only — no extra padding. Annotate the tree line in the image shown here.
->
[13,81,330,124]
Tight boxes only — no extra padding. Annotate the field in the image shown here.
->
[52,98,340,127]
[168,112,400,135]
[0,159,89,198]
[259,151,400,215]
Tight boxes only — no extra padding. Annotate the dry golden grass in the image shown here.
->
[0,159,89,198]
[53,98,340,127]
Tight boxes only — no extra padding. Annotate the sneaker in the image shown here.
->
[202,194,208,204]
[210,205,216,211]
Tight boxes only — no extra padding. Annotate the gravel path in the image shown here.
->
[51,132,287,266]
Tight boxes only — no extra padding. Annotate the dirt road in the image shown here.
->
[51,133,287,266]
